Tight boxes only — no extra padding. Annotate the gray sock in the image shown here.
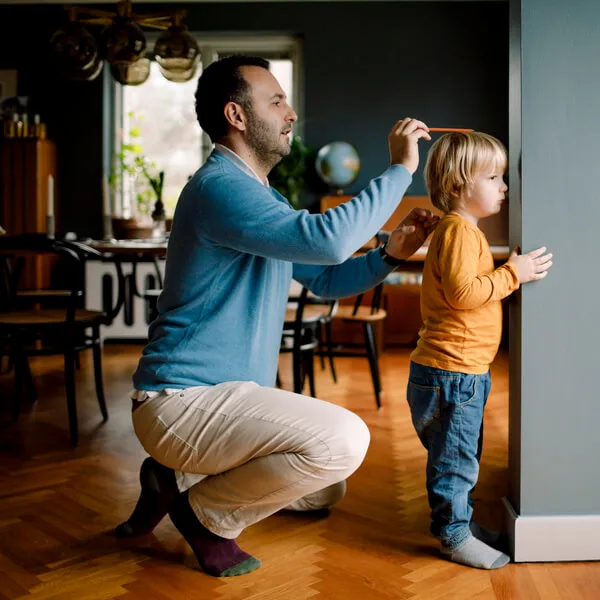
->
[441,534,510,570]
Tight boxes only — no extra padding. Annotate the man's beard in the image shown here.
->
[246,107,291,172]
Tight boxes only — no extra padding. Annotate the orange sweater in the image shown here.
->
[410,213,519,374]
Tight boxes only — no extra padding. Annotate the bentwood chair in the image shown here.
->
[0,234,112,445]
[327,281,388,408]
[279,286,337,396]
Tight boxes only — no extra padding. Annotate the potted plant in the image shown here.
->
[110,112,165,239]
[269,136,315,209]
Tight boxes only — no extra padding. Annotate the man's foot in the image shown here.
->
[169,491,261,577]
[115,457,178,538]
[441,535,510,570]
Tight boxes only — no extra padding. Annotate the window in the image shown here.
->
[112,35,301,220]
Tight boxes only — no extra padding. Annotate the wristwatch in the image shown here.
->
[379,243,405,267]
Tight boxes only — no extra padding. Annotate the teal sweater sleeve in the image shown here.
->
[196,156,411,264]
[292,249,395,299]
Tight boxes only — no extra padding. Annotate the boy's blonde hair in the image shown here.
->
[424,132,507,213]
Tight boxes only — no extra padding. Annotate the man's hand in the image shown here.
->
[508,246,553,283]
[389,118,432,174]
[384,208,440,261]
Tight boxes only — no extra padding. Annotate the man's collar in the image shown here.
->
[214,143,270,187]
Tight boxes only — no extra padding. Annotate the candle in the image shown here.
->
[47,174,54,218]
[102,176,110,216]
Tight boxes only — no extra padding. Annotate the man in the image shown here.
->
[116,55,437,578]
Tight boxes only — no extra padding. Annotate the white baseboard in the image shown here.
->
[503,497,600,562]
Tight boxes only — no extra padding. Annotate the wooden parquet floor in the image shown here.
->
[1,345,599,599]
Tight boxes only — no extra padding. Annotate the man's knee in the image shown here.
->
[331,410,370,474]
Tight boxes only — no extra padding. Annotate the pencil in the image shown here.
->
[429,127,473,132]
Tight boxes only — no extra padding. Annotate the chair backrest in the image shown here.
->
[283,286,331,354]
[0,234,85,320]
[285,285,311,338]
[351,281,385,317]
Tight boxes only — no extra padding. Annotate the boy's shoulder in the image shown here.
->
[435,213,481,239]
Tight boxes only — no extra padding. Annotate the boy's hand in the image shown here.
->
[385,208,439,260]
[389,118,432,174]
[508,246,553,283]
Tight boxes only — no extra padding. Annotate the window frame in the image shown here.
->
[105,34,303,219]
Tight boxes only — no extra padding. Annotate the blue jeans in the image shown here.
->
[406,361,490,550]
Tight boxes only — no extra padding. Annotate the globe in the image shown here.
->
[315,141,360,192]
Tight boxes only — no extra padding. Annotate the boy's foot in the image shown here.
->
[441,535,510,570]
[169,491,261,577]
[470,521,509,553]
[115,457,178,538]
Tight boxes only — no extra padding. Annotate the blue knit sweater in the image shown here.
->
[132,150,412,390]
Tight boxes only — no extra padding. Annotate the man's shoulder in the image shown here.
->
[195,155,268,197]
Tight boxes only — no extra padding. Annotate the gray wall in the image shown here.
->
[0,1,508,237]
[509,0,600,515]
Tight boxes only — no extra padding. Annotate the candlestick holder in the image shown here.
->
[103,214,114,241]
[46,215,55,239]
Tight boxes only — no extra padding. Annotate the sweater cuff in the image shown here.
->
[503,262,521,290]
[384,163,413,182]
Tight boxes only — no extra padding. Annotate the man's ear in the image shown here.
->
[224,101,247,132]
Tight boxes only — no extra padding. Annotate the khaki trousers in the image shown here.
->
[131,381,370,539]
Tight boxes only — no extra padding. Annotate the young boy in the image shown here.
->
[408,132,553,570]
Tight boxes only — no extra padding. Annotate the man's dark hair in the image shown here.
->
[195,55,270,143]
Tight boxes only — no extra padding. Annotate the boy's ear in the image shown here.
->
[449,185,461,199]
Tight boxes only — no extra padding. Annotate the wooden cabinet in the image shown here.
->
[0,138,58,289]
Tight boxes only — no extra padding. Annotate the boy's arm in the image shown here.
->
[440,224,519,310]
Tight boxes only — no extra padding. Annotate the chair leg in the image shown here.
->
[317,323,326,370]
[276,369,282,388]
[92,326,108,422]
[363,323,382,409]
[292,348,303,394]
[11,346,23,422]
[64,348,79,446]
[324,320,337,383]
[22,355,36,404]
[307,350,316,398]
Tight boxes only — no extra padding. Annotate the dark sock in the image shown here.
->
[115,457,178,538]
[169,491,261,577]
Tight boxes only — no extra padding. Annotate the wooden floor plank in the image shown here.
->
[0,345,599,599]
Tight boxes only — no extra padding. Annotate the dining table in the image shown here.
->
[84,238,168,340]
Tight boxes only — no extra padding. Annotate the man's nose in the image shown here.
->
[287,108,298,123]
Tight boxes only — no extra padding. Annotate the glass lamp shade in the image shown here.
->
[110,57,151,86]
[102,18,146,64]
[49,22,98,72]
[64,56,105,82]
[158,60,199,83]
[153,25,200,73]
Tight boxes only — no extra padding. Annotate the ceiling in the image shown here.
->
[0,0,500,4]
